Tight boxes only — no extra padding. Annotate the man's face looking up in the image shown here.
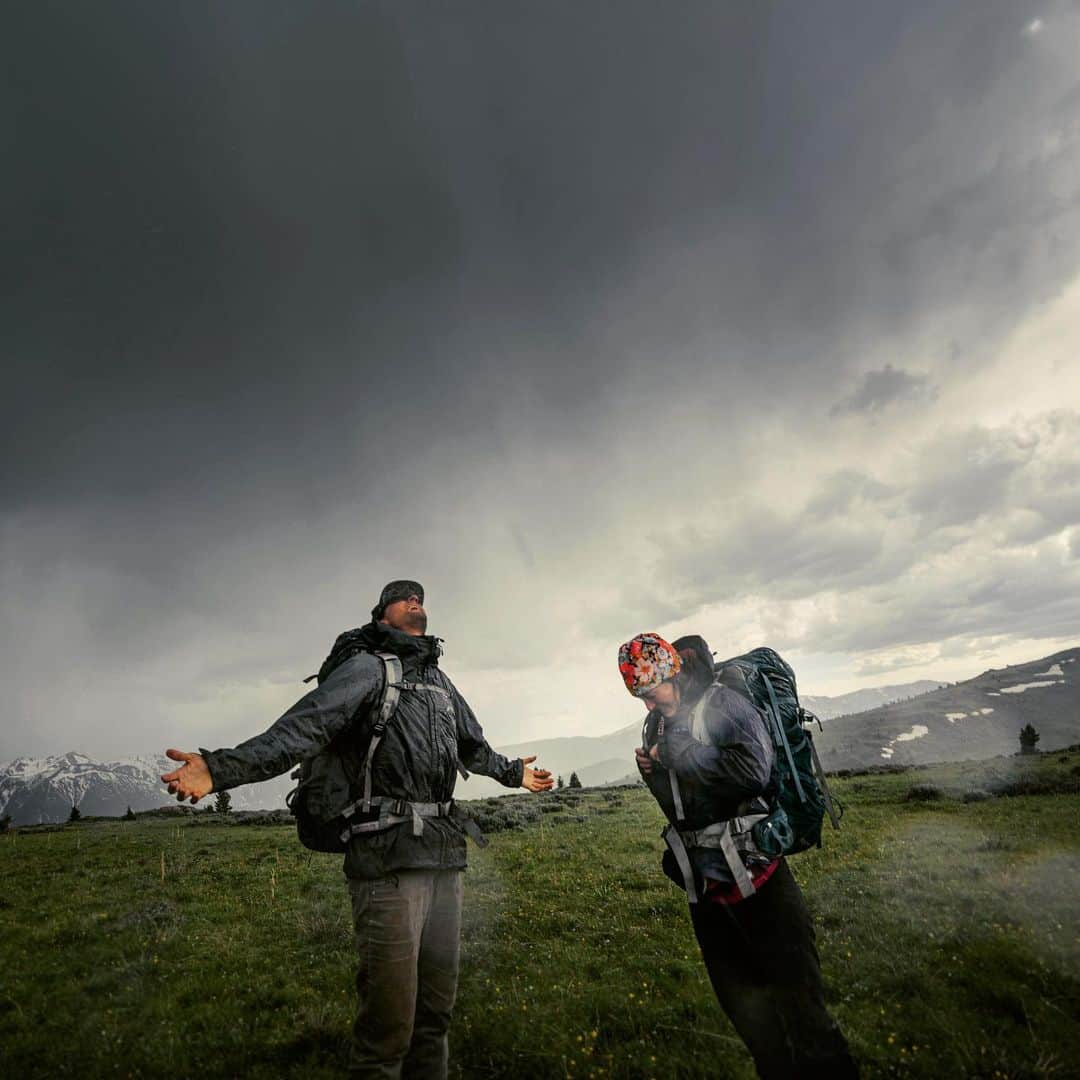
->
[381,593,428,636]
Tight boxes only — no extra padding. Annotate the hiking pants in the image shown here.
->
[690,859,859,1080]
[347,868,462,1080]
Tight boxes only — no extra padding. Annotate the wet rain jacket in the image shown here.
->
[202,622,523,879]
[639,635,776,890]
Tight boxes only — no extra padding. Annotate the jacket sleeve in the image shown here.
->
[446,678,524,789]
[656,688,774,802]
[200,652,384,792]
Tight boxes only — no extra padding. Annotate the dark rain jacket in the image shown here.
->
[201,622,523,879]
[639,635,775,887]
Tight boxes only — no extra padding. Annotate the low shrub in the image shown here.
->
[988,777,1080,798]
[905,784,943,802]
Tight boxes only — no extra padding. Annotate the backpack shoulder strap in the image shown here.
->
[687,677,725,744]
[371,652,403,733]
[358,652,403,812]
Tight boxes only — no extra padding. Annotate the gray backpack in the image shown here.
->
[286,651,403,853]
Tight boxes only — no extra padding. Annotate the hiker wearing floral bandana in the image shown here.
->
[620,631,858,1080]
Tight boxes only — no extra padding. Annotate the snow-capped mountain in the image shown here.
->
[0,752,293,825]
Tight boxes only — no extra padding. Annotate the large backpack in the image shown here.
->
[286,643,402,853]
[661,645,840,902]
[711,646,840,858]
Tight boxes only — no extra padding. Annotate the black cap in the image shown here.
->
[372,579,425,622]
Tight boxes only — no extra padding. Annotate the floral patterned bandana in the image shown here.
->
[618,633,682,697]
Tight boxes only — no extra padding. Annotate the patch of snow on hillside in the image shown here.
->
[986,691,1000,696]
[1033,664,1064,677]
[895,725,929,742]
[946,713,967,723]
[880,723,930,758]
[999,680,1065,694]
[979,707,994,715]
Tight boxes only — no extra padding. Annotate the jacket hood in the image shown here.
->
[672,634,715,704]
[317,622,443,682]
[354,621,444,666]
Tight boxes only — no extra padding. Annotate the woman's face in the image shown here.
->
[641,680,680,717]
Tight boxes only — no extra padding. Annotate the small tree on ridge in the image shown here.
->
[1019,724,1040,755]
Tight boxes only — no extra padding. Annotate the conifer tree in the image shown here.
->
[556,774,564,790]
[568,771,582,789]
[214,790,232,814]
[123,806,136,821]
[1018,723,1040,754]
[68,804,81,822]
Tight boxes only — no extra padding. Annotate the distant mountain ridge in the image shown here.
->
[5,653,1076,821]
[802,680,945,721]
[455,679,951,798]
[815,647,1080,770]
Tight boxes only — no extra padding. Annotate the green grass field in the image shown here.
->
[2,751,1078,1078]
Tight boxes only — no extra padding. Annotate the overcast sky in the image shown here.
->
[4,2,1080,762]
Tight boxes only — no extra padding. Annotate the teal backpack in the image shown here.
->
[712,646,841,858]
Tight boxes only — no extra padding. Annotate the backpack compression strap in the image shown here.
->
[760,672,808,804]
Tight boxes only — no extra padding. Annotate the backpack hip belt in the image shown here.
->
[338,795,488,847]
[662,813,767,905]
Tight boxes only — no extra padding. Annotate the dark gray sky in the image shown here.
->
[4,2,1079,760]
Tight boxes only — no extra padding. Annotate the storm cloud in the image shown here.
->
[4,1,1080,759]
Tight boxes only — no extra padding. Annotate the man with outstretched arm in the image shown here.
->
[163,580,553,1079]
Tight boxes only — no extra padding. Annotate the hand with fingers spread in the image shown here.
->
[520,754,554,792]
[160,748,214,804]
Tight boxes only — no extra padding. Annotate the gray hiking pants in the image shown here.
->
[347,868,463,1080]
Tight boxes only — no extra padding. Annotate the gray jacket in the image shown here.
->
[642,681,775,887]
[202,622,523,878]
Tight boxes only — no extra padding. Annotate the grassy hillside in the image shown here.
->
[818,647,1080,770]
[1,752,1078,1078]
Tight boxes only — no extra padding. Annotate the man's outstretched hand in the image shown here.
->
[161,749,214,804]
[520,755,554,792]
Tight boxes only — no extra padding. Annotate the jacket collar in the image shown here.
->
[355,621,443,667]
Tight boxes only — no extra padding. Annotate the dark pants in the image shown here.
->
[347,868,463,1080]
[690,860,858,1080]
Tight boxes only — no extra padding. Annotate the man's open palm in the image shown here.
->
[161,748,214,803]
[521,755,554,792]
